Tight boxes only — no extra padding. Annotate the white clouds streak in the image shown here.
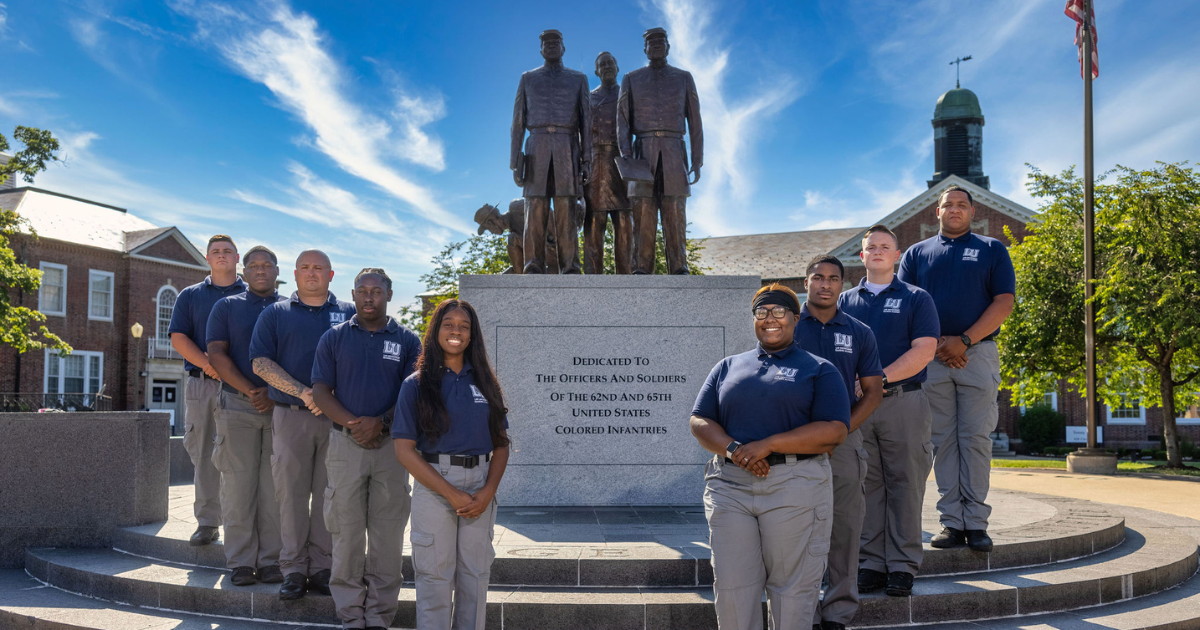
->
[648,0,800,236]
[171,0,469,234]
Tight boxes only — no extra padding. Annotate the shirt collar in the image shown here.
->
[246,290,279,304]
[204,275,246,292]
[756,341,798,359]
[937,230,974,245]
[799,303,849,326]
[289,291,339,307]
[348,315,398,333]
[855,276,904,295]
[445,359,475,375]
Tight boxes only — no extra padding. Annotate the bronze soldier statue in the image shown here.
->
[583,52,632,274]
[474,200,561,274]
[617,27,703,275]
[510,29,592,274]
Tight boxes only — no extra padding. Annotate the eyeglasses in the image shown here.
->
[753,306,792,320]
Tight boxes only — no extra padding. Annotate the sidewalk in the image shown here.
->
[990,467,1200,521]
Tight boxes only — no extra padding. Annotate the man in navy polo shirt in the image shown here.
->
[794,254,883,630]
[898,185,1015,553]
[169,234,246,546]
[840,225,939,597]
[312,268,420,630]
[250,250,356,600]
[206,245,287,587]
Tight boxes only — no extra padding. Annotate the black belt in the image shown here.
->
[187,369,217,380]
[221,383,249,399]
[636,130,684,138]
[725,452,817,467]
[422,451,492,469]
[333,422,391,438]
[527,126,576,134]
[883,382,923,398]
[274,402,307,411]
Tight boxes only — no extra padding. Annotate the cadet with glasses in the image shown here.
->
[171,234,246,546]
[393,299,510,630]
[206,245,287,586]
[690,284,851,630]
[312,268,421,630]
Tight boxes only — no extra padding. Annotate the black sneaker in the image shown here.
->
[189,526,220,546]
[230,566,257,586]
[257,565,284,584]
[279,572,307,600]
[821,622,847,630]
[308,568,331,596]
[886,571,914,597]
[930,526,966,548]
[966,529,994,552]
[857,568,887,593]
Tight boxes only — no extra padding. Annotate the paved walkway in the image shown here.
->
[990,467,1200,521]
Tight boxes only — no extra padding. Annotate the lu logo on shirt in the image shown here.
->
[330,312,346,325]
[469,384,488,404]
[884,298,903,314]
[775,367,799,382]
[962,248,980,262]
[382,341,403,362]
[834,332,854,354]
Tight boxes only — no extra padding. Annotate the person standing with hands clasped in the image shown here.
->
[311,269,421,630]
[690,284,850,630]
[898,186,1015,553]
[392,299,510,630]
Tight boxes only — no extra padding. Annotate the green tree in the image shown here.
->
[1,126,70,356]
[398,223,708,334]
[1001,162,1200,467]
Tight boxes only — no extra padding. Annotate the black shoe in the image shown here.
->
[279,572,307,600]
[189,526,220,546]
[257,565,284,584]
[930,526,966,549]
[366,627,389,630]
[812,625,823,630]
[308,568,331,596]
[857,568,887,593]
[230,566,257,586]
[885,571,914,597]
[966,529,994,552]
[821,622,847,630]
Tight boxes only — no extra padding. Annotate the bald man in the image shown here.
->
[250,250,356,601]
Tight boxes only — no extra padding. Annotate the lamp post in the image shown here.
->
[130,322,144,415]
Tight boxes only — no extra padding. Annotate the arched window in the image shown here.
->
[156,286,178,352]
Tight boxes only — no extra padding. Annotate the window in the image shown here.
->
[1106,395,1146,424]
[1021,390,1058,413]
[38,262,67,316]
[43,350,104,408]
[156,286,178,346]
[1178,396,1200,425]
[88,270,115,321]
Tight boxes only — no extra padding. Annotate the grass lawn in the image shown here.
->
[992,458,1200,477]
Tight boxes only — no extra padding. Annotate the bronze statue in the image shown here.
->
[510,29,592,274]
[583,52,632,275]
[474,199,561,274]
[617,27,703,275]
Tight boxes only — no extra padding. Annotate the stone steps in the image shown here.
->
[22,513,1198,630]
[112,494,1125,588]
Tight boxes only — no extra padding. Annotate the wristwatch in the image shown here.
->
[960,333,974,348]
[881,375,890,389]
[725,440,742,460]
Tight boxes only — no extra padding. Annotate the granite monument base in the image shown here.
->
[0,412,170,568]
[460,274,760,506]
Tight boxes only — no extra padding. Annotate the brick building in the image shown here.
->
[1,183,208,427]
[696,87,1200,450]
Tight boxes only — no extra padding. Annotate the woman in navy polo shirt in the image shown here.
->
[392,299,510,630]
[690,284,851,630]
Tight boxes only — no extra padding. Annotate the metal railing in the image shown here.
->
[0,392,114,412]
[147,335,183,360]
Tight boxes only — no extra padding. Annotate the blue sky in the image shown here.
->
[2,0,1197,309]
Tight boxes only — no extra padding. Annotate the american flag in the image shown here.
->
[1065,0,1099,79]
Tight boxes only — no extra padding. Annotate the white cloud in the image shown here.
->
[0,3,10,37]
[647,0,801,237]
[170,0,468,234]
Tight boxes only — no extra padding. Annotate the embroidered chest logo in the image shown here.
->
[962,248,980,262]
[884,298,903,314]
[775,367,799,382]
[329,312,346,325]
[834,332,854,354]
[469,384,488,404]
[382,341,403,362]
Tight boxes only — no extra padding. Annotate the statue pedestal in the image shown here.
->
[460,274,759,506]
[1066,447,1118,475]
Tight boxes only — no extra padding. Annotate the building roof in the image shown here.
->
[1,187,208,269]
[696,227,865,280]
[934,88,984,121]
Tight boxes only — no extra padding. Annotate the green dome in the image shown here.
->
[933,88,983,121]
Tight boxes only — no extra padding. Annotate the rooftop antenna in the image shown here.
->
[949,55,973,88]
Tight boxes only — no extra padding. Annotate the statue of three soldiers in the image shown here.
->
[476,27,703,275]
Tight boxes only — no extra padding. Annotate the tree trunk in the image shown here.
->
[1159,367,1182,467]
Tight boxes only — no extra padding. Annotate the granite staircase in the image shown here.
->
[2,487,1199,629]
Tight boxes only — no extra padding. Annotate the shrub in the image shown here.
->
[1019,404,1067,454]
[1153,450,1169,461]
[1180,439,1197,459]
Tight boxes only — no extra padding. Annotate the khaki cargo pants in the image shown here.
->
[184,375,222,528]
[816,430,867,625]
[271,404,332,576]
[213,390,282,570]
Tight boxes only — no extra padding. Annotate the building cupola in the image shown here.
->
[927,88,989,189]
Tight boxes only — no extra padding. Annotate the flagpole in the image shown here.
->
[1082,0,1098,450]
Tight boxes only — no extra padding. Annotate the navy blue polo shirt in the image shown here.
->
[169,276,247,371]
[392,361,508,456]
[249,292,356,406]
[839,278,941,386]
[206,291,286,389]
[691,342,851,444]
[794,304,883,406]
[311,316,421,418]
[898,231,1015,338]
